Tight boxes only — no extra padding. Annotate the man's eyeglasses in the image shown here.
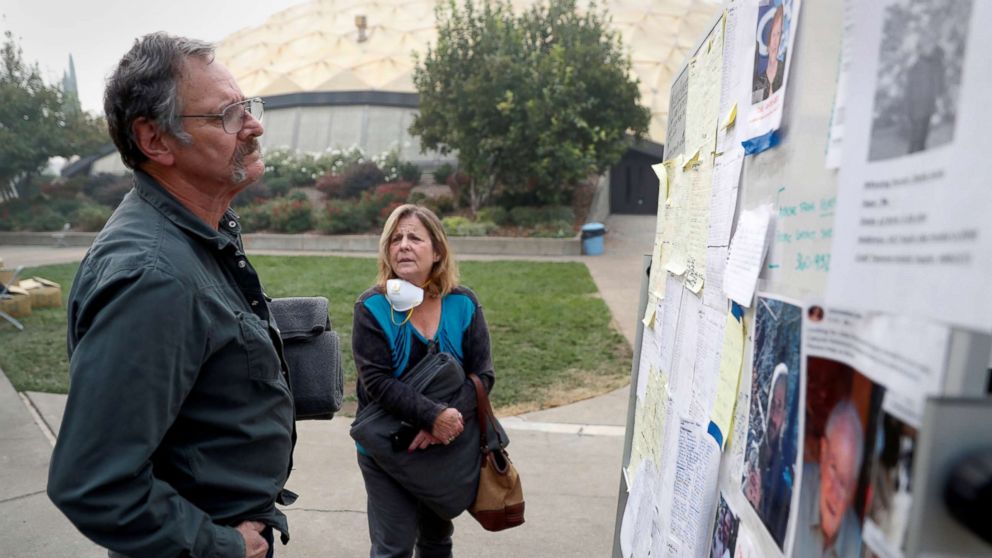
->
[180,97,264,134]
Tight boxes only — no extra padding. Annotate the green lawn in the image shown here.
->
[0,256,631,413]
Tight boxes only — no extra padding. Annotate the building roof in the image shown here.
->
[216,0,723,142]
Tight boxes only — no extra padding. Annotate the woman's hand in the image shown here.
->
[408,430,444,452]
[430,407,464,445]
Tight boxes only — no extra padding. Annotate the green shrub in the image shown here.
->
[475,206,510,226]
[433,163,454,186]
[442,216,497,236]
[238,202,272,232]
[509,206,541,227]
[263,175,292,198]
[342,162,385,198]
[398,161,421,184]
[268,197,315,233]
[73,204,113,232]
[286,190,309,202]
[321,198,373,234]
[540,205,574,224]
[364,188,406,225]
[508,205,574,228]
[48,198,84,220]
[429,195,455,217]
[21,205,66,231]
[529,219,575,238]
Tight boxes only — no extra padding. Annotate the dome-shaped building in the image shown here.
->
[86,0,722,212]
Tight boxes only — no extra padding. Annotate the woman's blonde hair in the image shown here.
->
[376,204,459,297]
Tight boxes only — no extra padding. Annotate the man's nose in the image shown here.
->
[239,112,264,140]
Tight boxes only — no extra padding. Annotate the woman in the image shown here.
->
[752,5,785,104]
[352,204,495,558]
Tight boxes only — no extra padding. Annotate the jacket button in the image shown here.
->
[238,260,247,269]
[251,300,259,307]
[228,220,237,229]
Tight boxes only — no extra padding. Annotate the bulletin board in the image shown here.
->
[613,1,992,557]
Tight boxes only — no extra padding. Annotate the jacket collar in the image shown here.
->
[133,169,240,250]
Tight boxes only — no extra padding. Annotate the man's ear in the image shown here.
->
[132,117,175,166]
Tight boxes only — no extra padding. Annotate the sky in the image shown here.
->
[1,0,308,115]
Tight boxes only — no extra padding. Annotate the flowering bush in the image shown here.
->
[267,193,314,233]
[320,198,372,234]
[237,203,272,232]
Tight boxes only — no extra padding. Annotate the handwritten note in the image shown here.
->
[669,420,722,556]
[688,306,727,425]
[703,246,729,311]
[684,14,725,155]
[620,459,657,558]
[670,293,701,414]
[658,274,685,375]
[708,153,744,247]
[723,204,773,307]
[711,310,744,448]
[683,159,714,293]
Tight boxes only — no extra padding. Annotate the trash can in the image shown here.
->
[580,222,607,256]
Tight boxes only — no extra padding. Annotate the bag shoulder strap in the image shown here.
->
[469,373,496,453]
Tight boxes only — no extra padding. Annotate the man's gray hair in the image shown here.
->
[104,33,215,169]
[824,399,865,471]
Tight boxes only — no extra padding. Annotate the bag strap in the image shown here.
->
[469,373,496,453]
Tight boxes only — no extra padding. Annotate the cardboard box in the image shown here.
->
[0,285,32,318]
[0,268,15,287]
[17,277,62,309]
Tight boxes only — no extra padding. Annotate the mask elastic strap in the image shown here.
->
[390,305,414,327]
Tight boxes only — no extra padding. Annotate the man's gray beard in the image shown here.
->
[232,139,261,184]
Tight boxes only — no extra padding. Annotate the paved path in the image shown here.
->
[0,214,654,557]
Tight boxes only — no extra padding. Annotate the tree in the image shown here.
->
[410,0,649,212]
[0,31,106,199]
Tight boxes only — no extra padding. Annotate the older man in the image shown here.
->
[794,400,865,557]
[47,33,295,558]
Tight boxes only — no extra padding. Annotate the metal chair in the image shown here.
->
[0,265,25,331]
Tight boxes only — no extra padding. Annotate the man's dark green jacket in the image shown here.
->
[48,171,296,557]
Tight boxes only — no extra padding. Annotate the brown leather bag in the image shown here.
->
[467,373,525,531]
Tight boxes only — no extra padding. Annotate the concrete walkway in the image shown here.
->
[0,214,654,557]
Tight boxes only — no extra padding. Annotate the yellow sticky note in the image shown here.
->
[711,311,744,449]
[682,149,701,170]
[722,103,737,129]
[642,297,657,328]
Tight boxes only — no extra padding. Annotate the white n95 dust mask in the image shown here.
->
[386,279,424,312]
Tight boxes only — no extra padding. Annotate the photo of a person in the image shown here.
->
[751,2,790,104]
[868,0,973,161]
[862,413,917,558]
[808,305,825,322]
[795,357,883,557]
[710,495,740,558]
[740,297,802,550]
